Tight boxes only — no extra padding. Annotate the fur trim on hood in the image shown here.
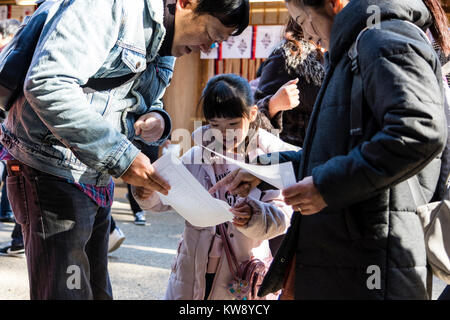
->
[278,39,325,87]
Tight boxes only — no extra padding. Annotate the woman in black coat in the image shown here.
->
[212,0,449,300]
[255,18,324,147]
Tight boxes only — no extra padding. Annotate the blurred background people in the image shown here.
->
[0,19,23,257]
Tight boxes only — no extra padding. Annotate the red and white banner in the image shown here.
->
[222,26,253,59]
[200,25,285,60]
[254,25,284,58]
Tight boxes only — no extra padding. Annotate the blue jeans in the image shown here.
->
[6,160,112,300]
[0,160,13,218]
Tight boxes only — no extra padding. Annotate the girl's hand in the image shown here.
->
[231,199,253,227]
[268,78,300,118]
[282,176,327,215]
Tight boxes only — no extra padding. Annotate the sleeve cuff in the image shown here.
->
[257,95,283,131]
[106,140,141,178]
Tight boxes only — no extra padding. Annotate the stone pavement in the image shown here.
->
[0,184,447,300]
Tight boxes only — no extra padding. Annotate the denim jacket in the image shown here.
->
[0,0,175,186]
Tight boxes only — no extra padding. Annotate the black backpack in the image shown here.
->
[0,0,135,111]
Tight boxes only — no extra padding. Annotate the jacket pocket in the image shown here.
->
[6,175,29,226]
[121,48,147,74]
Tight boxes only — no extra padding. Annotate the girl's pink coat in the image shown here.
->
[135,128,298,300]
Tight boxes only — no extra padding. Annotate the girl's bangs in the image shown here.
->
[202,82,249,120]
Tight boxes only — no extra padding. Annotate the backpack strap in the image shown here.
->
[347,27,371,137]
[347,21,433,138]
[218,223,240,280]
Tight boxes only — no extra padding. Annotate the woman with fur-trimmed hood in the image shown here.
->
[255,18,325,147]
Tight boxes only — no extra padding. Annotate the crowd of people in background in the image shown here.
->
[0,0,449,301]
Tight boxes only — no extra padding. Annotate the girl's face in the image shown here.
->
[286,0,348,50]
[208,105,258,152]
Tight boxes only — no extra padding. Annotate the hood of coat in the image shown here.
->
[328,0,433,64]
[279,39,325,86]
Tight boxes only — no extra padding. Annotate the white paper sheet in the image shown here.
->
[152,151,234,228]
[202,146,297,190]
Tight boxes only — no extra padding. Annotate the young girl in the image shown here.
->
[133,74,298,300]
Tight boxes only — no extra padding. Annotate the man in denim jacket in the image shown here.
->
[0,0,249,299]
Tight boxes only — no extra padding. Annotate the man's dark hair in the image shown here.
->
[0,19,20,38]
[194,0,250,36]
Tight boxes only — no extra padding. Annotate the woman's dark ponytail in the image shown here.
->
[422,0,450,56]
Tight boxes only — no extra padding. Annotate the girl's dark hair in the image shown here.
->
[285,0,450,56]
[201,74,254,120]
[195,0,250,36]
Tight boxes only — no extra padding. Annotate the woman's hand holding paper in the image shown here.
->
[209,168,261,197]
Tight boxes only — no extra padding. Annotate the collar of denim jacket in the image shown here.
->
[159,0,176,57]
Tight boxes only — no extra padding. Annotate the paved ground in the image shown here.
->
[0,185,447,300]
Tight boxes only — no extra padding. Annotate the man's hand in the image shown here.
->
[231,199,253,227]
[134,112,165,143]
[209,168,261,197]
[268,78,300,118]
[121,152,170,195]
[282,176,327,215]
